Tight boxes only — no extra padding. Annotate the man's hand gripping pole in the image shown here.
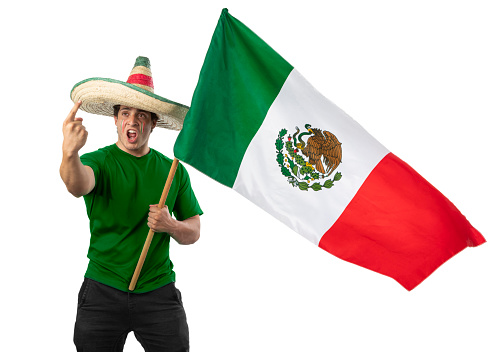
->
[129,158,180,291]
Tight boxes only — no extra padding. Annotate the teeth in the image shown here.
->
[128,129,137,133]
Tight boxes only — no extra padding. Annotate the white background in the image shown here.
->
[2,1,489,351]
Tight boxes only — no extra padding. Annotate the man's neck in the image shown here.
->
[116,141,150,157]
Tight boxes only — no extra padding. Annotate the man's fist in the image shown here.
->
[148,205,176,234]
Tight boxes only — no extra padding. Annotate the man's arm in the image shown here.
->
[148,205,201,245]
[60,101,95,197]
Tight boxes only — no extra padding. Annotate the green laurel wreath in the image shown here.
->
[275,128,342,191]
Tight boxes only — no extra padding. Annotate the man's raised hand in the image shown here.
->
[60,100,96,197]
[62,100,88,157]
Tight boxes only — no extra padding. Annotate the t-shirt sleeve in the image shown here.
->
[173,164,203,221]
[80,150,103,190]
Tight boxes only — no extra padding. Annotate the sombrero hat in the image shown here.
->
[70,56,188,130]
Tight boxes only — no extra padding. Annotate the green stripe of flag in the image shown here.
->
[174,8,293,187]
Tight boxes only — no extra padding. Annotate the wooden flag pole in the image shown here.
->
[129,158,180,291]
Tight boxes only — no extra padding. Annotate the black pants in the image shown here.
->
[74,278,189,352]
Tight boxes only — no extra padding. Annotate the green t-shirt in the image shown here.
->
[80,144,202,293]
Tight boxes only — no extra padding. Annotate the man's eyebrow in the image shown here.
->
[120,106,150,115]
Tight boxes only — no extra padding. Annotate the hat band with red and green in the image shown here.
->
[126,56,155,92]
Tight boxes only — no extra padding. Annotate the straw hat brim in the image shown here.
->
[70,78,189,130]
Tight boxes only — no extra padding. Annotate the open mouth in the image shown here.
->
[127,129,138,143]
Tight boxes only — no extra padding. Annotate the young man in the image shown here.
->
[61,57,202,351]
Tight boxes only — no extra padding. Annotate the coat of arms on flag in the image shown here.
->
[275,125,342,191]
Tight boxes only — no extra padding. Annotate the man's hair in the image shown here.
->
[113,105,158,122]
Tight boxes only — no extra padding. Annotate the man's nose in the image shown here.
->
[127,114,139,125]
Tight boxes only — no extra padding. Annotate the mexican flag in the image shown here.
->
[174,9,485,290]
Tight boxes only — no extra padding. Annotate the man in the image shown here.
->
[61,57,202,351]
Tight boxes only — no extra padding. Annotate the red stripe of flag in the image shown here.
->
[319,152,485,290]
[127,74,154,89]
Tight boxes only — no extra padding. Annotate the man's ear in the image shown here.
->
[114,115,118,125]
[151,119,157,132]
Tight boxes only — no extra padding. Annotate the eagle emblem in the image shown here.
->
[275,124,343,191]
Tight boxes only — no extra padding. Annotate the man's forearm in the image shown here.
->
[167,215,201,245]
[60,152,95,197]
